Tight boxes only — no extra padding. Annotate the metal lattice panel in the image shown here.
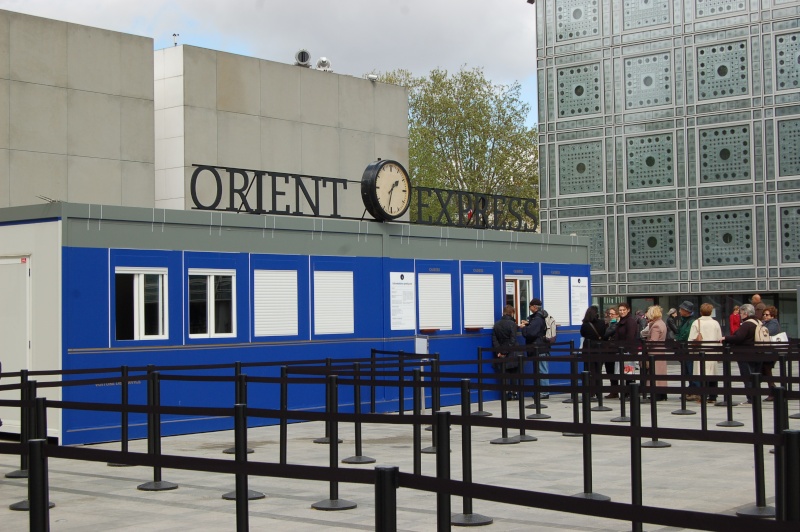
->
[696,0,747,17]
[623,0,670,31]
[557,63,602,117]
[624,53,672,110]
[698,126,751,183]
[781,207,800,263]
[559,219,606,271]
[696,41,749,101]
[558,141,604,195]
[776,33,800,91]
[701,210,753,265]
[628,215,676,269]
[556,0,600,42]
[626,133,674,189]
[778,118,800,177]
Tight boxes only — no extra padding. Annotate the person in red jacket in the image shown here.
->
[729,305,741,335]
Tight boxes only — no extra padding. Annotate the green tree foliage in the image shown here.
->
[377,66,539,228]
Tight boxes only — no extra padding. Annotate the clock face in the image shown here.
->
[374,163,410,218]
[361,160,411,221]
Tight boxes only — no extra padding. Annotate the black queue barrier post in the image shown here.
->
[413,368,422,475]
[736,375,775,518]
[11,395,55,513]
[425,356,442,432]
[375,466,400,532]
[698,352,708,431]
[312,375,357,511]
[514,354,537,442]
[672,345,695,416]
[224,373,253,455]
[435,411,452,532]
[108,365,134,467]
[343,362,376,465]
[782,430,800,522]
[451,379,493,527]
[490,360,519,445]
[562,342,577,404]
[629,383,643,532]
[27,439,50,532]
[315,358,342,444]
[591,351,612,412]
[573,372,610,501]
[609,354,630,423]
[223,403,265,503]
[280,366,288,465]
[717,352,744,427]
[472,349,491,417]
[398,351,406,414]
[137,372,178,492]
[525,352,551,420]
[788,350,800,420]
[773,387,789,516]
[370,348,377,414]
[641,363,671,449]
[563,357,581,437]
[6,369,30,479]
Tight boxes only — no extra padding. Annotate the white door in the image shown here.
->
[0,256,31,434]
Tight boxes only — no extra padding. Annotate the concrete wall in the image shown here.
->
[154,46,409,216]
[0,10,154,209]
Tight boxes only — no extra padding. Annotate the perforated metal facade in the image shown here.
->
[537,0,800,298]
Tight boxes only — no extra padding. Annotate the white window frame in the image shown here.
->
[505,275,533,325]
[188,268,237,339]
[114,267,169,341]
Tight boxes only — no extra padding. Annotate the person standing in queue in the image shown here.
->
[580,305,607,399]
[729,305,741,335]
[674,301,697,379]
[492,304,520,400]
[601,307,620,398]
[761,306,781,400]
[521,298,549,398]
[609,302,638,398]
[723,303,759,405]
[644,305,668,401]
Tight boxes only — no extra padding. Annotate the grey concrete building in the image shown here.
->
[535,0,800,334]
[0,10,155,208]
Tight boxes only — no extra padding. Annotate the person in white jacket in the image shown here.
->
[688,303,723,402]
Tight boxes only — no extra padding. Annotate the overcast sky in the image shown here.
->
[0,0,539,125]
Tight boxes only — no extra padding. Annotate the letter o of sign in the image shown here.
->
[190,166,223,210]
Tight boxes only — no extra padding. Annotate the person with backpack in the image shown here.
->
[521,298,549,398]
[723,303,767,405]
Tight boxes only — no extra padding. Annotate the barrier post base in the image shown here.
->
[342,455,376,464]
[671,408,696,416]
[641,439,671,448]
[592,405,612,412]
[5,469,27,479]
[562,432,581,437]
[313,437,343,444]
[572,492,611,501]
[735,504,775,518]
[717,420,745,427]
[489,437,519,445]
[222,489,265,501]
[525,403,548,410]
[312,498,357,511]
[790,412,800,419]
[8,500,55,511]
[610,415,631,423]
[512,434,537,443]
[526,412,551,420]
[137,480,178,491]
[452,512,493,526]
[222,447,254,455]
[471,410,492,417]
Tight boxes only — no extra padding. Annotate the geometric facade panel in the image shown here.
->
[560,218,606,271]
[776,33,800,91]
[624,52,672,109]
[695,0,747,18]
[558,141,604,195]
[780,207,800,263]
[698,126,750,183]
[556,0,600,42]
[701,210,753,265]
[778,118,800,177]
[623,0,670,30]
[628,215,676,269]
[626,133,674,189]
[557,63,602,117]
[696,41,749,100]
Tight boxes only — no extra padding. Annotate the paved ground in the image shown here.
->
[1,367,799,531]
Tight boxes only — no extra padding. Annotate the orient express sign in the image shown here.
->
[190,164,538,232]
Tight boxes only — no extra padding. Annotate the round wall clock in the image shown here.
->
[360,159,411,221]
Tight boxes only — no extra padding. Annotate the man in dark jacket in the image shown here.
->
[607,302,639,398]
[521,298,549,398]
[493,304,519,399]
[723,303,759,404]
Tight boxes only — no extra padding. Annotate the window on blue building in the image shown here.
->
[115,268,168,340]
[188,269,236,338]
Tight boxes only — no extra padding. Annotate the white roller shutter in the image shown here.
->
[463,274,494,328]
[254,270,298,337]
[542,275,569,327]
[418,273,452,330]
[313,270,354,335]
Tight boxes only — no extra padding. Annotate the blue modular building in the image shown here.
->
[0,203,589,444]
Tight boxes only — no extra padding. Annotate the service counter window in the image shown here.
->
[188,269,236,338]
[313,270,354,335]
[115,268,168,340]
[418,273,452,331]
[463,274,494,329]
[254,269,298,337]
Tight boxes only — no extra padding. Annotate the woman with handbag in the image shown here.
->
[688,303,723,402]
[644,305,668,401]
